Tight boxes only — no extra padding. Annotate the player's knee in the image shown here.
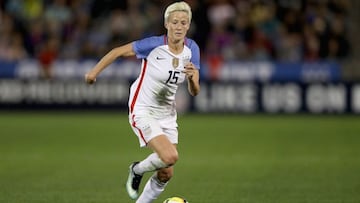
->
[161,151,178,166]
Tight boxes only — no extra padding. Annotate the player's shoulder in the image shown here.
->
[133,35,166,58]
[135,35,166,47]
[185,37,200,50]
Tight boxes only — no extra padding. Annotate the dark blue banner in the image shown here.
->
[0,61,17,78]
[0,79,359,114]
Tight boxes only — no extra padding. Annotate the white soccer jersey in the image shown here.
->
[129,35,200,118]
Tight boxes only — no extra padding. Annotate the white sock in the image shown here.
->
[136,173,168,203]
[134,153,167,175]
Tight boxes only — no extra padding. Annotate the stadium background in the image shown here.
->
[1,0,360,113]
[1,1,360,203]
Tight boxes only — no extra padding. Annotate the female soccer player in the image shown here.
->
[84,2,200,203]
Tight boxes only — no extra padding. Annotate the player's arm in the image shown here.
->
[184,63,200,96]
[85,43,135,84]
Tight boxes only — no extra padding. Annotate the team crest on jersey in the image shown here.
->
[172,58,179,68]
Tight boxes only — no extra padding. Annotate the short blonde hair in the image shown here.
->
[164,1,192,22]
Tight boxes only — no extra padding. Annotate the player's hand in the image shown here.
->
[84,72,97,84]
[183,63,198,80]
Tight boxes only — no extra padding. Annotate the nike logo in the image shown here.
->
[156,57,166,60]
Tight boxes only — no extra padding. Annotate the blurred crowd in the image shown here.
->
[0,0,352,65]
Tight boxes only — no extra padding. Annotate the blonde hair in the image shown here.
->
[164,1,192,22]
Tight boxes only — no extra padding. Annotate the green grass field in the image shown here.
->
[1,112,360,203]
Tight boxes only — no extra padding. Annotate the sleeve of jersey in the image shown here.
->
[132,36,163,59]
[188,39,201,70]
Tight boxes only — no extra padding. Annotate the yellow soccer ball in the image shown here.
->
[163,196,188,203]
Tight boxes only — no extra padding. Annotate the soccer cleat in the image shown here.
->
[126,162,143,200]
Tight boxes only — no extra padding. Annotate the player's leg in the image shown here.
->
[126,116,178,199]
[135,166,174,203]
[126,136,177,200]
[137,134,178,172]
[127,135,177,193]
[133,131,178,203]
[129,116,179,173]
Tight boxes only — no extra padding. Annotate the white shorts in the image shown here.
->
[129,114,178,147]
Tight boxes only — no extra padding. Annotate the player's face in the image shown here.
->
[165,11,190,41]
